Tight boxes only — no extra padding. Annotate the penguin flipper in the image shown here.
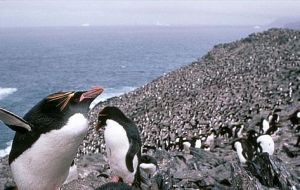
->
[0,108,31,132]
[126,140,140,173]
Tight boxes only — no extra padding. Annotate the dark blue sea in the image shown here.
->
[0,26,265,156]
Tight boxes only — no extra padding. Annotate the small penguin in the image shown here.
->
[0,87,103,190]
[269,112,280,126]
[265,125,280,136]
[289,109,300,127]
[191,136,202,149]
[139,155,159,177]
[232,124,244,138]
[138,155,160,189]
[219,126,233,139]
[182,141,191,152]
[232,138,255,164]
[247,130,274,155]
[258,117,270,134]
[266,112,281,136]
[96,106,142,186]
[202,129,217,151]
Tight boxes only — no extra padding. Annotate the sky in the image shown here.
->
[0,0,299,27]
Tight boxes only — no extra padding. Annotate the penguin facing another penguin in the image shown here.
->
[0,87,103,190]
[96,106,142,186]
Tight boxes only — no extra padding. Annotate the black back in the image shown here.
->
[9,91,94,164]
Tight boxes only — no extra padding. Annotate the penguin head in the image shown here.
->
[140,155,158,167]
[139,155,159,176]
[219,126,233,138]
[96,106,128,130]
[44,87,103,116]
[0,87,103,133]
[268,112,280,124]
[209,128,218,137]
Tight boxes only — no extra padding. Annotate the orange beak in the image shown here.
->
[79,87,103,102]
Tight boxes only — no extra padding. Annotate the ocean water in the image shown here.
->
[0,26,264,155]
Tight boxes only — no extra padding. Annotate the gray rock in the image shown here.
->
[247,153,300,190]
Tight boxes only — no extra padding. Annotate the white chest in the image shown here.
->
[104,119,138,184]
[195,139,201,148]
[234,142,247,163]
[262,119,269,133]
[237,126,244,138]
[104,120,130,152]
[257,135,274,155]
[205,134,214,145]
[11,113,88,190]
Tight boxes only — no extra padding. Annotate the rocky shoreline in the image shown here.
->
[1,28,300,189]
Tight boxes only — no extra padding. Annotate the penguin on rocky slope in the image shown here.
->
[0,87,103,190]
[96,106,142,186]
[232,138,255,164]
[289,109,300,127]
[247,129,275,156]
[139,154,159,177]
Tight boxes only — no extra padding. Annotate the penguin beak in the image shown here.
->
[79,87,103,102]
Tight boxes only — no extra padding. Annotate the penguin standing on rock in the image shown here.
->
[139,155,159,177]
[247,130,275,155]
[96,106,142,186]
[0,87,103,190]
[232,138,255,164]
[258,117,270,134]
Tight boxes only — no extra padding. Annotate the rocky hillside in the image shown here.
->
[83,28,300,156]
[1,28,300,189]
[74,28,300,189]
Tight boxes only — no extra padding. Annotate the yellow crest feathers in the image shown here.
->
[47,92,75,111]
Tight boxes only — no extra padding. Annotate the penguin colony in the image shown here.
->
[0,29,299,189]
[81,29,300,159]
[74,29,300,188]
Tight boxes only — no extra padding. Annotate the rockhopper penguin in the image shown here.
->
[0,87,103,190]
[96,106,142,186]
